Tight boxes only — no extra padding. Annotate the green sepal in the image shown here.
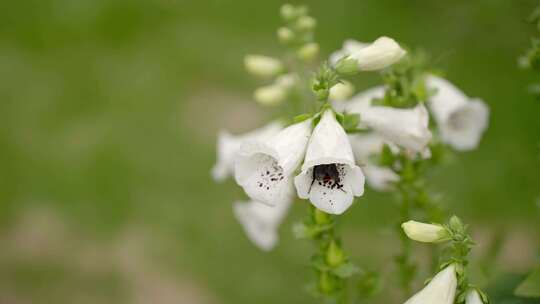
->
[331,262,360,278]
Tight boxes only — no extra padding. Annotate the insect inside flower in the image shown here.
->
[309,164,346,193]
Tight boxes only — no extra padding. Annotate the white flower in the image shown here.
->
[212,122,283,182]
[427,75,489,151]
[348,133,399,191]
[404,264,457,304]
[402,220,449,243]
[235,119,312,206]
[294,110,365,215]
[233,198,291,251]
[466,289,484,304]
[244,55,283,78]
[346,86,432,152]
[331,37,406,71]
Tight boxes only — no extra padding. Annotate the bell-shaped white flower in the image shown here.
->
[244,55,283,78]
[346,86,432,152]
[212,122,283,182]
[404,264,457,304]
[466,289,484,304]
[402,220,450,243]
[235,119,312,206]
[294,110,365,215]
[427,75,489,151]
[348,133,399,191]
[233,198,291,251]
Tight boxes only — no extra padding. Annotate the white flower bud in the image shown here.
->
[254,84,286,106]
[329,81,355,101]
[275,73,296,90]
[349,36,406,71]
[280,4,296,20]
[297,43,319,62]
[402,220,449,243]
[244,55,283,78]
[465,289,484,304]
[277,27,295,43]
[296,16,316,31]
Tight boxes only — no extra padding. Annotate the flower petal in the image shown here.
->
[233,199,291,251]
[212,122,282,182]
[427,75,489,151]
[404,265,457,304]
[235,120,311,206]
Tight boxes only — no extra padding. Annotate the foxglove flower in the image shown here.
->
[233,198,291,251]
[235,119,312,206]
[402,220,450,243]
[331,37,406,71]
[212,122,283,182]
[348,133,399,191]
[466,289,484,304]
[427,75,489,151]
[294,110,365,214]
[404,264,457,304]
[346,87,432,152]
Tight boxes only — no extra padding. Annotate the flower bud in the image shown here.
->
[277,27,295,44]
[335,57,359,75]
[296,16,316,31]
[280,4,296,20]
[254,84,286,106]
[325,240,345,267]
[275,73,296,90]
[297,42,319,62]
[319,271,337,294]
[349,36,406,71]
[329,81,355,101]
[244,55,283,78]
[465,289,484,304]
[402,220,449,243]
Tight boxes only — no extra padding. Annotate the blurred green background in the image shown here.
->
[0,0,539,303]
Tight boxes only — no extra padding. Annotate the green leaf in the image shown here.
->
[515,267,540,298]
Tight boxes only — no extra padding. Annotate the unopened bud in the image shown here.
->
[329,81,355,101]
[326,240,345,267]
[277,27,295,44]
[402,220,449,243]
[254,84,286,106]
[335,57,359,75]
[275,73,296,90]
[280,4,296,20]
[297,42,319,62]
[244,55,283,78]
[296,16,316,31]
[350,36,406,71]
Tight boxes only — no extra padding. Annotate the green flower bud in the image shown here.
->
[319,271,337,294]
[326,240,345,267]
[335,57,359,76]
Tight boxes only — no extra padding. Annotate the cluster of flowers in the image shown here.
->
[212,33,489,251]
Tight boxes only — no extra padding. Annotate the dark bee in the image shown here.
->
[309,164,346,193]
